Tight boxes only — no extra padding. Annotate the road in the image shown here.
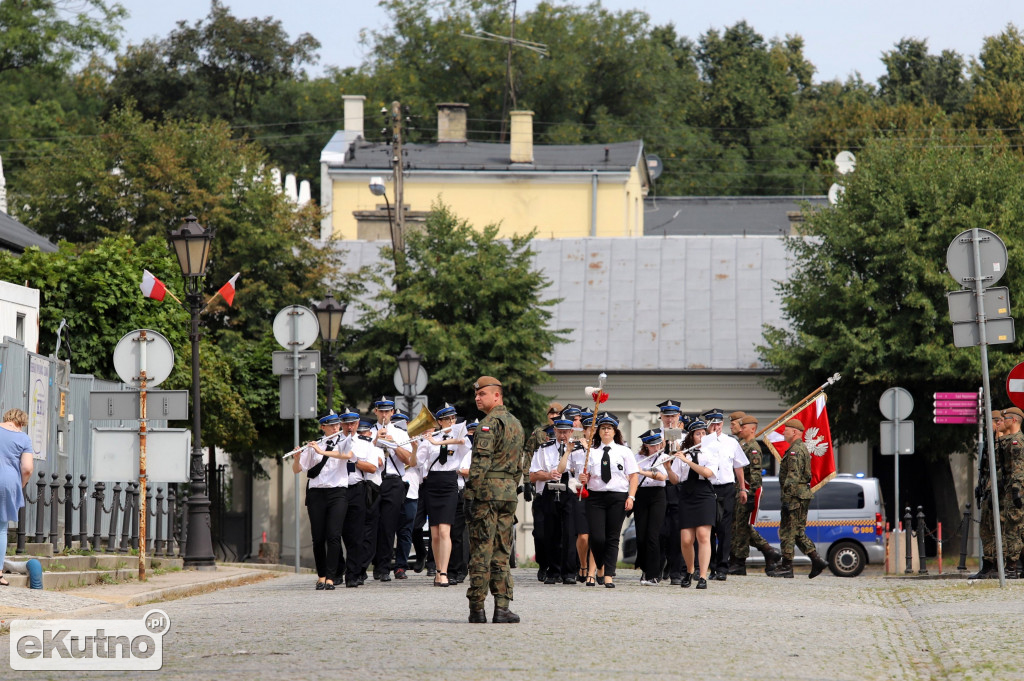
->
[3,569,1022,680]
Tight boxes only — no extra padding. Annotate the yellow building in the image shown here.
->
[318,96,652,241]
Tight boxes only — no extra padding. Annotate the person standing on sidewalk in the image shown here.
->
[0,408,33,584]
[770,419,828,579]
[465,376,524,624]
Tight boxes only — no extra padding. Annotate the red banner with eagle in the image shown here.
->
[764,393,837,493]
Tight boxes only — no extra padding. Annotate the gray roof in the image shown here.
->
[0,210,58,253]
[329,140,646,173]
[332,235,792,373]
[644,196,828,236]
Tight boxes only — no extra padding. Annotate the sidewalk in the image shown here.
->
[0,562,295,624]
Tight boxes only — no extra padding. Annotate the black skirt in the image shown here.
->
[423,470,458,526]
[678,477,716,528]
[571,492,589,535]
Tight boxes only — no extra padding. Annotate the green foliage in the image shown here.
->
[0,0,125,76]
[878,39,970,113]
[342,203,566,431]
[758,131,1024,459]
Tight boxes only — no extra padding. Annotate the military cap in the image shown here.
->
[466,421,479,431]
[681,414,695,429]
[357,419,374,431]
[373,396,396,410]
[702,408,724,423]
[434,402,457,419]
[561,403,583,418]
[784,418,805,431]
[318,411,341,426]
[338,407,360,423]
[596,412,619,427]
[553,418,574,430]
[686,418,707,433]
[740,415,759,426]
[729,411,747,422]
[473,376,502,391]
[657,399,682,414]
[581,413,595,427]
[547,401,564,414]
[640,429,664,444]
[1003,407,1024,420]
[392,412,409,422]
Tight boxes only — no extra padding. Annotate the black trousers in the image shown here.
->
[634,486,667,579]
[538,488,578,578]
[374,476,407,574]
[532,494,548,573]
[449,489,468,576]
[361,484,382,574]
[711,482,736,572]
[586,491,628,577]
[306,487,348,581]
[661,484,683,578]
[341,481,366,582]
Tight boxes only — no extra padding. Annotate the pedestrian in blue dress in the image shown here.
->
[0,408,33,585]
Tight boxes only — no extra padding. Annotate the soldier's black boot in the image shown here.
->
[808,551,828,579]
[769,558,793,578]
[468,608,487,624]
[970,558,995,579]
[492,606,520,623]
[727,556,746,576]
[761,546,782,574]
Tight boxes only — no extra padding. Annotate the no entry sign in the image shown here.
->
[1008,362,1024,409]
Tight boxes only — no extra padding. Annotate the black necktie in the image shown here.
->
[308,438,335,479]
[601,446,612,483]
[439,444,449,466]
[558,443,569,485]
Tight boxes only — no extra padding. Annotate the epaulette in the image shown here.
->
[358,435,372,442]
[572,442,586,451]
[541,438,556,447]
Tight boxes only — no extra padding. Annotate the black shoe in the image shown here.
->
[681,572,692,588]
[562,576,576,585]
[970,559,996,579]
[346,580,359,588]
[576,570,587,583]
[413,556,426,573]
[585,576,596,586]
[434,572,450,587]
[315,581,326,590]
[662,567,670,580]
[380,572,392,582]
[427,567,436,577]
[544,574,557,585]
[492,607,520,623]
[356,575,366,586]
[468,609,487,624]
[604,579,615,588]
[537,568,546,582]
[670,577,681,586]
[808,552,828,579]
[696,577,708,589]
[395,568,407,580]
[324,582,335,590]
[714,571,727,581]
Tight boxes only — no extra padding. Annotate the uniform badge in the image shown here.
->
[617,463,624,471]
[480,426,490,432]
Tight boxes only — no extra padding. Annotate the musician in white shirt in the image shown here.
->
[419,403,467,587]
[700,408,749,581]
[634,429,669,585]
[665,418,719,589]
[370,396,414,582]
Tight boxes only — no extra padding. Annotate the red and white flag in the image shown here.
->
[140,269,167,301]
[217,272,240,306]
[764,393,837,493]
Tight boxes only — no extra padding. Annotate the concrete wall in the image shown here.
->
[0,280,39,352]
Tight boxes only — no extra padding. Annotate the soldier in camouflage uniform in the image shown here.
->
[466,376,525,623]
[728,415,782,574]
[971,410,1003,578]
[998,407,1024,578]
[769,418,828,579]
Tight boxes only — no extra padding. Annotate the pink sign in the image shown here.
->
[933,400,978,409]
[933,409,979,417]
[933,416,978,425]
[933,392,979,400]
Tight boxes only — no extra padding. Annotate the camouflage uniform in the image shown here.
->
[778,439,815,560]
[977,447,997,563]
[731,438,772,559]
[999,431,1024,560]
[466,404,524,609]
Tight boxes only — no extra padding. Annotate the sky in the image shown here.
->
[114,0,1022,84]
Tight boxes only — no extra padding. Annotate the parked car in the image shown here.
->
[620,474,886,577]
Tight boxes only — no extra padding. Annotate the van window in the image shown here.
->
[759,480,781,511]
[815,481,865,510]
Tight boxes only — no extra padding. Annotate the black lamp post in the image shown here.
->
[168,214,216,570]
[314,293,347,411]
[396,344,422,416]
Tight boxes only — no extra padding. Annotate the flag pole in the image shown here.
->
[755,372,841,439]
[165,290,183,305]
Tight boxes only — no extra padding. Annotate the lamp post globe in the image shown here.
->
[168,215,216,570]
[314,294,347,411]
[396,344,422,415]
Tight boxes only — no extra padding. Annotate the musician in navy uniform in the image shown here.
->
[530,417,577,584]
[634,429,669,585]
[371,397,414,581]
[420,403,469,587]
[292,411,354,590]
[656,400,685,584]
[339,413,380,586]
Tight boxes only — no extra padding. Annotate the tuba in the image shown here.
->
[405,405,435,439]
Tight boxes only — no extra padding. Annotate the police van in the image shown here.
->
[749,474,886,577]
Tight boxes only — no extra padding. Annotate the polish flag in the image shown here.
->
[140,270,167,301]
[763,393,837,493]
[217,272,240,306]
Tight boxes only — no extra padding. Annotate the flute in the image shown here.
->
[282,434,353,459]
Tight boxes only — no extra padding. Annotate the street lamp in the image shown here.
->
[396,344,422,416]
[369,176,402,275]
[168,214,216,570]
[314,293,347,411]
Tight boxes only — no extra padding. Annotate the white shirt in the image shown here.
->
[702,431,749,484]
[419,434,463,474]
[348,435,381,485]
[457,450,472,490]
[670,441,723,483]
[634,449,667,488]
[584,442,639,493]
[530,439,571,494]
[403,443,423,500]
[298,434,348,488]
[567,443,588,478]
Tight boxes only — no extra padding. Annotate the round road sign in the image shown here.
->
[113,329,175,387]
[273,305,320,351]
[879,387,914,420]
[1007,362,1024,409]
[946,229,1008,288]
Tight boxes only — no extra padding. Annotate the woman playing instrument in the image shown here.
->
[634,429,669,585]
[664,418,719,589]
[419,403,467,587]
[563,413,595,584]
[0,408,33,585]
[577,413,639,588]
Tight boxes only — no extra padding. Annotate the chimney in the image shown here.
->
[509,110,534,164]
[437,103,468,143]
[343,95,366,138]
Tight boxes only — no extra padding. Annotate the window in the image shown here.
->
[15,313,25,342]
[814,482,865,510]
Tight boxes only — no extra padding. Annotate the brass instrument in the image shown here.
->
[405,406,435,439]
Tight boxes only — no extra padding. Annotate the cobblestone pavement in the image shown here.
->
[2,569,1023,680]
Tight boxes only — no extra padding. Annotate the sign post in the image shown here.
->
[880,387,913,558]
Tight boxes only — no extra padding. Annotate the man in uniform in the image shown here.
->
[466,376,525,623]
[702,408,748,580]
[530,417,577,584]
[769,418,828,579]
[524,402,561,581]
[972,410,1003,578]
[656,400,685,584]
[728,415,782,574]
[998,407,1024,579]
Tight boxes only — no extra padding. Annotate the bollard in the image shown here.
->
[107,482,122,552]
[77,475,89,549]
[119,482,134,552]
[92,482,106,551]
[958,504,971,571]
[48,473,60,546]
[145,485,154,553]
[937,522,943,575]
[916,506,928,575]
[16,503,27,554]
[129,482,140,551]
[904,507,913,574]
[166,487,177,557]
[34,471,47,543]
[154,487,165,556]
[62,474,74,550]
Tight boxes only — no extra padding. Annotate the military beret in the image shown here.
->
[548,401,564,414]
[740,415,759,426]
[319,411,341,426]
[473,376,502,390]
[729,411,747,422]
[784,418,805,431]
[992,410,1003,419]
[1003,407,1024,420]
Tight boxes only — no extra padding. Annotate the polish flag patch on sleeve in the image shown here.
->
[480,426,490,432]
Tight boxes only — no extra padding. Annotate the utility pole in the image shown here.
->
[390,100,405,256]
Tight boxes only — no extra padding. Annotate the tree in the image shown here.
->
[341,203,566,431]
[878,38,969,113]
[0,0,124,76]
[964,24,1024,132]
